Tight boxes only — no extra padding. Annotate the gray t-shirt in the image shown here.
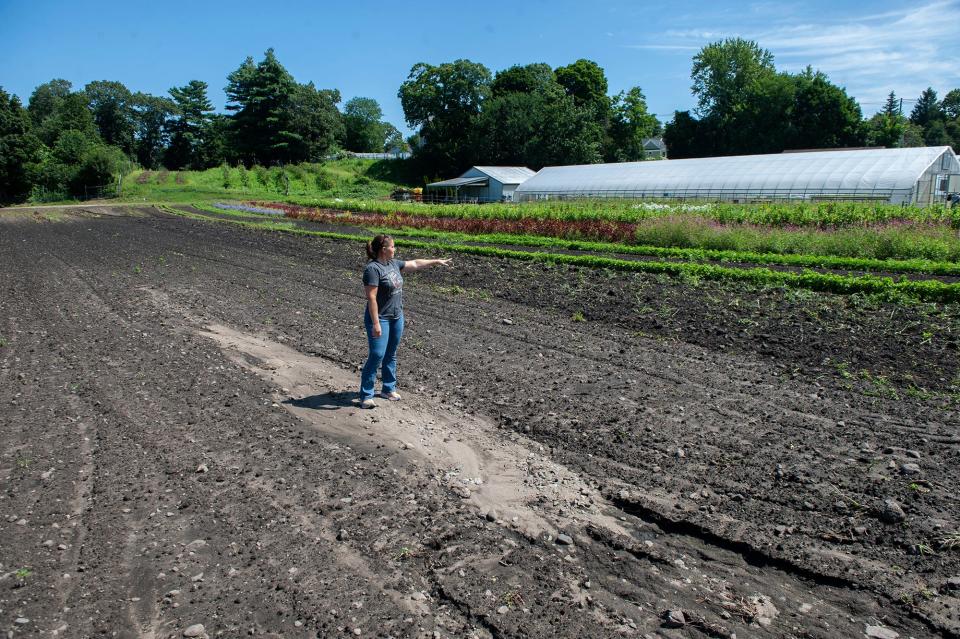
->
[363,259,406,319]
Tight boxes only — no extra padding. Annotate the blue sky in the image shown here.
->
[2,0,958,135]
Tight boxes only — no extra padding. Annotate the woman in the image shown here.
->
[360,234,451,408]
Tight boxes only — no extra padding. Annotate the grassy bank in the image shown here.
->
[116,158,417,203]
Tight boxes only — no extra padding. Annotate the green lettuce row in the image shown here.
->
[164,206,960,303]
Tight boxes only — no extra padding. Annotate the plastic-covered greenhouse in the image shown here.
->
[514,146,960,205]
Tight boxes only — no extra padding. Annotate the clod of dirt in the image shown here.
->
[748,594,779,627]
[556,533,574,545]
[945,577,960,591]
[865,625,900,639]
[900,463,921,475]
[878,499,907,523]
[182,624,206,637]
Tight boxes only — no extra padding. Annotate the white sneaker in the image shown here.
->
[360,398,377,409]
[380,391,402,401]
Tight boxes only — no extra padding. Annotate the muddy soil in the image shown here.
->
[1,206,958,639]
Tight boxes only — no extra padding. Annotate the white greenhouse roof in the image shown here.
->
[515,147,959,201]
[426,176,487,188]
[473,166,536,184]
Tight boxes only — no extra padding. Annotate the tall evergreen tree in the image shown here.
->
[166,80,214,169]
[882,91,900,117]
[225,49,298,165]
[909,87,942,128]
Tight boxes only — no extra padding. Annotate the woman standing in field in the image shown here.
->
[360,234,451,409]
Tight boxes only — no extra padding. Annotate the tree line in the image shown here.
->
[662,39,960,159]
[1,40,958,204]
[0,49,404,202]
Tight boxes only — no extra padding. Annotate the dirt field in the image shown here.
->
[1,206,958,639]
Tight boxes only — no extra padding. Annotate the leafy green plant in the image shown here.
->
[571,310,586,322]
[220,163,231,190]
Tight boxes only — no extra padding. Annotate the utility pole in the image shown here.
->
[898,98,904,148]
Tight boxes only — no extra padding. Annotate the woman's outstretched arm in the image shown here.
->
[403,258,452,272]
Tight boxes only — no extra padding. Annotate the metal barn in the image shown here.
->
[425,166,535,203]
[514,147,960,205]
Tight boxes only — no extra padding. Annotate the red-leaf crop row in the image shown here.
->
[249,201,638,244]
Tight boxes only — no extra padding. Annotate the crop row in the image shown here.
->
[280,196,960,228]
[171,205,960,304]
[225,202,960,275]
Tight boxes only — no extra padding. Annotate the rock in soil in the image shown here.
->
[864,625,900,639]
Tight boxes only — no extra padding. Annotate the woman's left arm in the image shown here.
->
[403,258,452,272]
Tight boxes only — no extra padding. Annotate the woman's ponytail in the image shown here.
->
[366,234,392,261]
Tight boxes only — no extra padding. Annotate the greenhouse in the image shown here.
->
[514,146,960,205]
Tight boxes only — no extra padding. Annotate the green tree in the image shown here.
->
[27,79,72,128]
[84,80,136,155]
[343,97,386,152]
[909,87,942,128]
[35,91,98,147]
[690,38,775,117]
[662,110,709,159]
[491,63,555,97]
[225,49,298,165]
[225,50,341,165]
[72,145,130,196]
[399,59,492,174]
[902,122,925,147]
[789,68,864,149]
[131,92,174,169]
[382,124,409,153]
[281,83,343,162]
[882,90,900,117]
[665,40,863,157]
[555,59,610,121]
[864,112,906,148]
[475,84,602,168]
[0,88,42,203]
[606,87,661,161]
[166,80,214,169]
[941,88,960,120]
[923,120,952,146]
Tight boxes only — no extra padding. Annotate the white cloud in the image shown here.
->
[628,1,960,113]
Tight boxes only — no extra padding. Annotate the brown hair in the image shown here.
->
[365,234,393,261]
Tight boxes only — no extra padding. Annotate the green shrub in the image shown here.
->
[253,164,269,186]
[315,170,335,191]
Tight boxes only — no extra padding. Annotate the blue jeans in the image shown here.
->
[360,313,404,400]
